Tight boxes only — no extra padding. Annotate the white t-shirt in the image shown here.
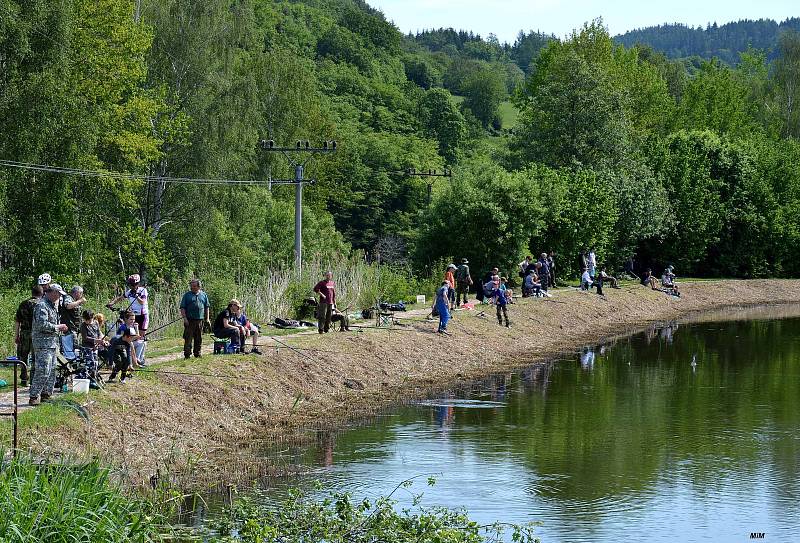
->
[581,270,592,285]
[127,287,149,315]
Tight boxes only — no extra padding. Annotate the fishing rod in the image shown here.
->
[269,335,318,363]
[143,316,183,338]
[348,325,417,332]
[132,367,239,381]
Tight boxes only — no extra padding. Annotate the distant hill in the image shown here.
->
[615,18,800,64]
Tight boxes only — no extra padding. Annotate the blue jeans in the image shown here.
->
[436,301,450,332]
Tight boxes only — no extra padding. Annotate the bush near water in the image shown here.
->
[0,455,537,543]
[0,455,161,543]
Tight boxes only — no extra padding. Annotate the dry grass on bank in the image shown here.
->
[10,280,800,488]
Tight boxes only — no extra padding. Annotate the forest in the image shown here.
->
[2,0,800,304]
[616,17,800,65]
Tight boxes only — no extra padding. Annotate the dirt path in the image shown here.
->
[7,280,800,487]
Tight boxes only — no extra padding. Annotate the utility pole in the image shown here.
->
[396,168,452,204]
[259,140,337,273]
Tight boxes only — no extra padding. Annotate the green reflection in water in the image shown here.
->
[234,316,800,542]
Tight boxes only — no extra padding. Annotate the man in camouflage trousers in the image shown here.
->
[14,285,43,386]
[29,284,68,406]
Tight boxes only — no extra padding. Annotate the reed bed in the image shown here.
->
[0,454,162,543]
[0,257,437,355]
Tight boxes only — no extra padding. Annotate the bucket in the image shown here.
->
[73,378,90,393]
[416,294,426,305]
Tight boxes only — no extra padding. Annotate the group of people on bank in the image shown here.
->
[13,273,151,404]
[432,250,680,334]
[12,253,678,406]
[12,273,264,405]
[434,254,558,334]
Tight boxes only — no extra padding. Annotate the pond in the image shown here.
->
[213,308,800,542]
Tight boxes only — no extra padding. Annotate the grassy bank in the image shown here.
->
[0,455,163,543]
[5,280,800,489]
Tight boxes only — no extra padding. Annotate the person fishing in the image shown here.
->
[180,279,210,359]
[313,271,336,334]
[107,274,150,335]
[29,284,69,405]
[435,280,451,334]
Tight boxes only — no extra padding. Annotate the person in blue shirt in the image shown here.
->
[492,283,510,327]
[179,279,210,359]
[435,280,451,334]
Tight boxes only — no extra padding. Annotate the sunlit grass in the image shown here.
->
[0,454,163,543]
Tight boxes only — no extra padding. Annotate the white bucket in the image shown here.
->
[73,378,90,394]
[416,294,426,305]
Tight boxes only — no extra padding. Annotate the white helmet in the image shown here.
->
[37,273,52,285]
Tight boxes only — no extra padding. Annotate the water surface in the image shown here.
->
[246,309,800,542]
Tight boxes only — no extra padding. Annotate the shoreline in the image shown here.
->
[11,279,800,488]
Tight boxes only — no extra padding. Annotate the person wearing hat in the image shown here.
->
[444,264,457,311]
[212,299,249,353]
[313,271,336,334]
[107,274,150,335]
[454,258,472,307]
[661,266,679,294]
[59,285,87,362]
[180,279,210,359]
[29,284,69,405]
[229,301,262,354]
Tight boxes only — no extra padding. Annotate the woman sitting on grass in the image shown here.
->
[641,268,659,290]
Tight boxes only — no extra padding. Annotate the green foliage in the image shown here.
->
[511,29,630,169]
[3,0,800,296]
[676,59,762,137]
[0,455,162,543]
[615,17,800,65]
[461,67,506,128]
[420,88,467,163]
[403,54,442,89]
[207,484,538,543]
[773,30,800,138]
[414,159,544,276]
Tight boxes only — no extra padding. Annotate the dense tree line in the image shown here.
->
[616,17,800,65]
[1,2,800,292]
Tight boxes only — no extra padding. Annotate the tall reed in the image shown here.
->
[0,454,162,543]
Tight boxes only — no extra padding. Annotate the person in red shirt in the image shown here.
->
[313,271,336,334]
[444,264,457,311]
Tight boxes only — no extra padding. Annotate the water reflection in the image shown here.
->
[236,312,800,542]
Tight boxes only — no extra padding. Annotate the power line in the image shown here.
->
[0,160,271,186]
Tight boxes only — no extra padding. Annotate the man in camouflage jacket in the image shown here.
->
[30,284,68,405]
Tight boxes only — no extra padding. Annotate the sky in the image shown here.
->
[367,0,799,43]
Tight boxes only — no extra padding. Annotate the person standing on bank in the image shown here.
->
[435,280,451,334]
[60,285,87,362]
[108,274,150,335]
[547,251,557,288]
[538,253,550,293]
[14,285,43,386]
[29,284,69,406]
[444,264,457,311]
[180,279,210,359]
[455,258,472,307]
[313,271,336,334]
